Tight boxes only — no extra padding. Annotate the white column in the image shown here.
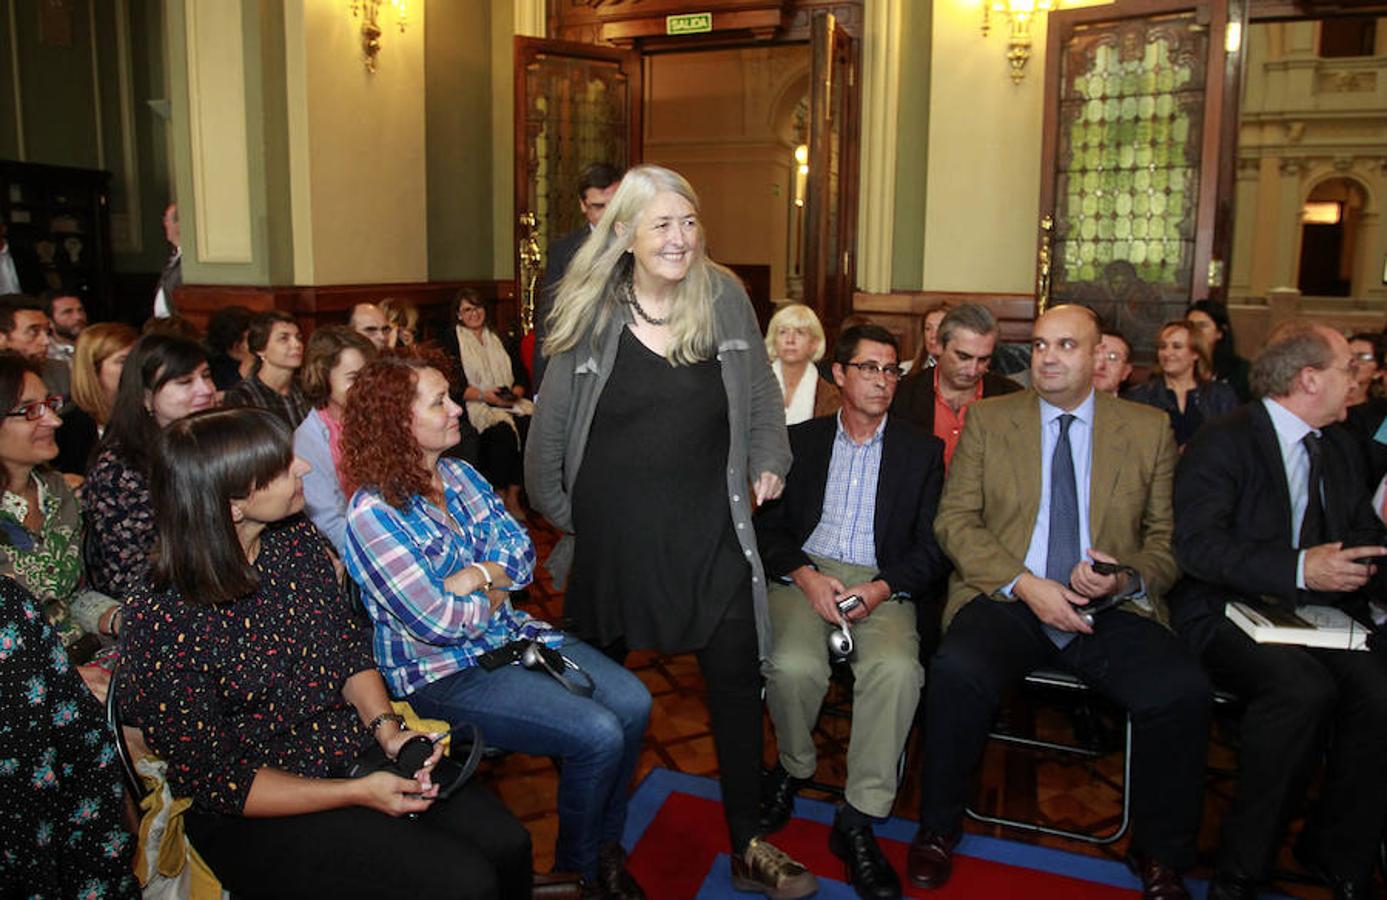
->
[856,0,904,293]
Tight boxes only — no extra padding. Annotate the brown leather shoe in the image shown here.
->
[906,828,957,889]
[1125,850,1191,900]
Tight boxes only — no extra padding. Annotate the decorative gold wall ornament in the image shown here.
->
[518,213,543,335]
[1036,214,1054,313]
[983,0,1053,84]
[350,0,408,73]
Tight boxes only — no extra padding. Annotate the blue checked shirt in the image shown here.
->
[343,458,557,697]
[801,412,886,568]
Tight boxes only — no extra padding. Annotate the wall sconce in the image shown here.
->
[982,0,1054,85]
[350,0,408,73]
[794,144,808,208]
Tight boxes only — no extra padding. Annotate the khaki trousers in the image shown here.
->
[763,555,923,817]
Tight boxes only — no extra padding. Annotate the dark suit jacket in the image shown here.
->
[1171,400,1387,651]
[754,414,947,599]
[890,368,1021,436]
[533,226,590,389]
[1343,397,1387,490]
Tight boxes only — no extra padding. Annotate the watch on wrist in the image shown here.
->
[366,712,405,736]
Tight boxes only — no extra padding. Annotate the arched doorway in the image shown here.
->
[1297,176,1369,298]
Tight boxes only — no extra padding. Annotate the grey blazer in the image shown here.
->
[524,268,792,658]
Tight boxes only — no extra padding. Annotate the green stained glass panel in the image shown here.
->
[1053,13,1206,360]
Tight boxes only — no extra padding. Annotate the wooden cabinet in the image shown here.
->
[0,160,114,319]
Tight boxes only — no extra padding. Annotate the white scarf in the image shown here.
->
[455,326,533,435]
[774,359,819,426]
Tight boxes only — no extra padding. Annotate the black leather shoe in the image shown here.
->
[1124,850,1190,900]
[1205,871,1257,900]
[906,828,956,889]
[829,820,901,899]
[758,765,804,835]
[596,842,645,900]
[1292,836,1373,900]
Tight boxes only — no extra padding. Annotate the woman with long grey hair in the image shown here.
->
[527,164,813,898]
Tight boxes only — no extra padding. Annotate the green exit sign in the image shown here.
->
[667,13,713,35]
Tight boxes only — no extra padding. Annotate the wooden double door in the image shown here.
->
[513,12,860,331]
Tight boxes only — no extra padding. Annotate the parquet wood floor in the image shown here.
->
[484,516,1341,898]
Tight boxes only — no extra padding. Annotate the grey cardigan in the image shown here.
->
[524,270,792,659]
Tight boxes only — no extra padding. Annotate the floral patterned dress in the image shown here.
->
[0,576,138,898]
[0,468,87,648]
[81,447,155,603]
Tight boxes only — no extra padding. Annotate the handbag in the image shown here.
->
[345,723,485,801]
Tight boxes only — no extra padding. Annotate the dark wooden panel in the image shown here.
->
[173,280,517,339]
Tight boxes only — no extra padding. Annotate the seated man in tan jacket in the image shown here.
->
[907,305,1212,900]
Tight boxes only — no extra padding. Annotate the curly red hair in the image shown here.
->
[340,346,457,509]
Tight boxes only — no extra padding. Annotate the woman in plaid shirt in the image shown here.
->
[342,352,651,899]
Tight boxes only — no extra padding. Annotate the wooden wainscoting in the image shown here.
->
[851,290,1037,362]
[170,280,518,339]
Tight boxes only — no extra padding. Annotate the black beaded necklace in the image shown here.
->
[620,269,669,327]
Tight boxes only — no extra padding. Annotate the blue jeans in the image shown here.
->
[409,637,651,879]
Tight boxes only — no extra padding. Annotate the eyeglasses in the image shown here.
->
[6,396,62,421]
[844,361,904,381]
[1100,351,1128,363]
[1354,352,1377,363]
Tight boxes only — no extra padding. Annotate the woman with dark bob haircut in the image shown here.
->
[83,333,217,599]
[115,407,533,898]
[341,351,650,898]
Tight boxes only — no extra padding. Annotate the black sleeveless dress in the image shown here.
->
[566,327,751,653]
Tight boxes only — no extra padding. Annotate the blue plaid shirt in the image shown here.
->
[343,458,557,697]
[801,412,885,568]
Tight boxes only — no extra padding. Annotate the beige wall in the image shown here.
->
[643,45,808,298]
[921,0,1049,294]
[287,0,427,285]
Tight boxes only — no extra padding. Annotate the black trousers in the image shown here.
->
[477,420,527,491]
[695,594,765,853]
[919,596,1212,868]
[184,781,533,899]
[1200,618,1387,883]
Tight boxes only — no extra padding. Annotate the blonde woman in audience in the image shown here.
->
[294,325,376,552]
[527,164,813,898]
[380,297,420,347]
[55,322,137,476]
[764,303,838,425]
[1125,319,1238,447]
[904,302,950,374]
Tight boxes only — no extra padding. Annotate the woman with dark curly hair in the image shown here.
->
[341,352,650,898]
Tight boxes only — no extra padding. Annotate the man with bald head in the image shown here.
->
[349,302,395,351]
[909,305,1211,899]
[1172,322,1387,900]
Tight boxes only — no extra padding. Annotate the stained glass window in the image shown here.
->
[1052,17,1207,354]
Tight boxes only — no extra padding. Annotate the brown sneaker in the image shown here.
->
[730,837,819,898]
